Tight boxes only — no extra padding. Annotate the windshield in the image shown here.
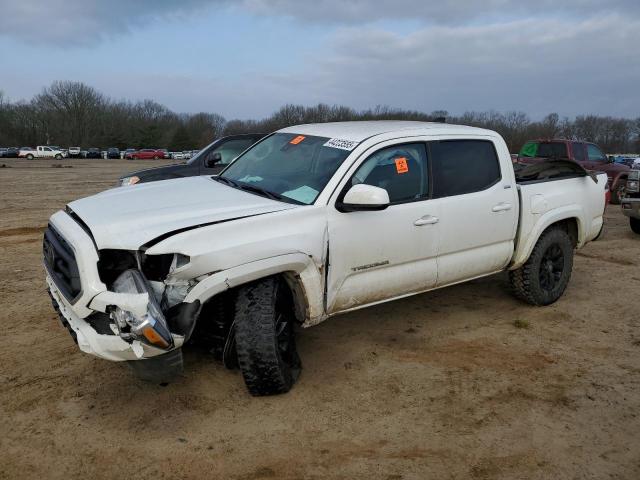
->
[219,133,353,205]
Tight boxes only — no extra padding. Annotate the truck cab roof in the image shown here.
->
[278,121,494,142]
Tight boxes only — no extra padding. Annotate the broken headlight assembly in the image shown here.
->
[111,269,174,350]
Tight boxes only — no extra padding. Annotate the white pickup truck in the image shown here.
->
[43,121,607,395]
[21,145,65,159]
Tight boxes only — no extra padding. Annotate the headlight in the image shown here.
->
[118,175,140,187]
[111,269,173,349]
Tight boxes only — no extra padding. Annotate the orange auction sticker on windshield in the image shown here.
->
[395,157,409,174]
[290,135,306,145]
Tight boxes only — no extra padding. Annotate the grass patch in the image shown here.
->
[514,319,530,329]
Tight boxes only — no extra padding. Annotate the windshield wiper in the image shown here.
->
[213,176,240,188]
[214,176,303,204]
[238,183,287,202]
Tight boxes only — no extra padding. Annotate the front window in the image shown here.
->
[219,133,352,205]
[587,144,607,162]
[211,138,258,165]
[348,143,429,204]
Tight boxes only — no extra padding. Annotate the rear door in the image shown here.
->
[429,138,518,286]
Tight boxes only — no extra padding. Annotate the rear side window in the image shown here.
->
[430,140,501,198]
[572,142,586,162]
[536,142,568,159]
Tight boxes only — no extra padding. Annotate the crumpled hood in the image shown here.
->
[68,176,297,250]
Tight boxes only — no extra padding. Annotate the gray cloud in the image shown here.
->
[242,13,640,118]
[0,0,218,45]
[4,0,640,46]
[241,0,640,24]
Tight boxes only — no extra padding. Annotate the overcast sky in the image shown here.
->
[0,0,638,119]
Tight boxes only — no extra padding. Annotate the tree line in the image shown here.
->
[0,81,638,154]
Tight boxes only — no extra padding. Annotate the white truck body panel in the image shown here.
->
[44,121,607,362]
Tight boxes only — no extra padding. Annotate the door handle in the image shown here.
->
[414,215,439,226]
[492,202,512,212]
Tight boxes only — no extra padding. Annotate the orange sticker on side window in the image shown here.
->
[395,157,409,174]
[290,135,306,145]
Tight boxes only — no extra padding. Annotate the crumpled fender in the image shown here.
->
[183,252,326,327]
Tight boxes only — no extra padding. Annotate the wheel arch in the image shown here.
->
[183,253,325,327]
[511,212,583,270]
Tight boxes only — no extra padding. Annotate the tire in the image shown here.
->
[631,217,640,235]
[234,277,301,396]
[55,154,62,159]
[153,156,159,160]
[26,154,34,160]
[509,227,574,306]
[611,181,626,205]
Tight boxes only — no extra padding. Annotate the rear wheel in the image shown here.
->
[631,217,640,235]
[234,277,301,396]
[26,154,34,160]
[509,227,574,306]
[55,154,62,159]
[153,155,159,160]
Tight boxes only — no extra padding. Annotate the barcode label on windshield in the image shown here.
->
[323,138,359,151]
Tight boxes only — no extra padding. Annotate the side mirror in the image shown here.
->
[205,152,222,168]
[338,184,390,212]
[607,155,615,164]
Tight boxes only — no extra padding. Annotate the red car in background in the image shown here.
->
[518,139,630,204]
[126,149,167,160]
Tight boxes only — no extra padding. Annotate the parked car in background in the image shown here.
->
[50,146,67,157]
[20,146,65,159]
[106,147,121,159]
[0,148,7,157]
[3,147,20,158]
[124,148,136,159]
[127,148,166,160]
[518,139,630,204]
[621,170,640,234]
[68,147,82,158]
[612,156,638,168]
[159,149,171,159]
[118,134,266,186]
[172,152,185,160]
[85,148,102,159]
[183,151,192,159]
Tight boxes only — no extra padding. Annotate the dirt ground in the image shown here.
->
[1,158,639,480]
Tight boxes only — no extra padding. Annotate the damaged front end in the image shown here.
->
[44,213,202,381]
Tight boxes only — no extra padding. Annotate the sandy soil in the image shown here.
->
[1,158,639,479]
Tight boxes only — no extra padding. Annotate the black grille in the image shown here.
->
[43,225,82,303]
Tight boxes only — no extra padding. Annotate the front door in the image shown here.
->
[326,142,440,314]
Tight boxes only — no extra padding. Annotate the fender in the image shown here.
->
[510,205,585,270]
[183,253,326,326]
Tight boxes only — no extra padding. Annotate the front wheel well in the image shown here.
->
[188,272,308,361]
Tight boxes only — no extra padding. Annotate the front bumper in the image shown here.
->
[45,211,187,362]
[621,197,640,219]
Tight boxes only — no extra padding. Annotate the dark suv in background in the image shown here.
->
[118,133,266,186]
[518,139,631,203]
